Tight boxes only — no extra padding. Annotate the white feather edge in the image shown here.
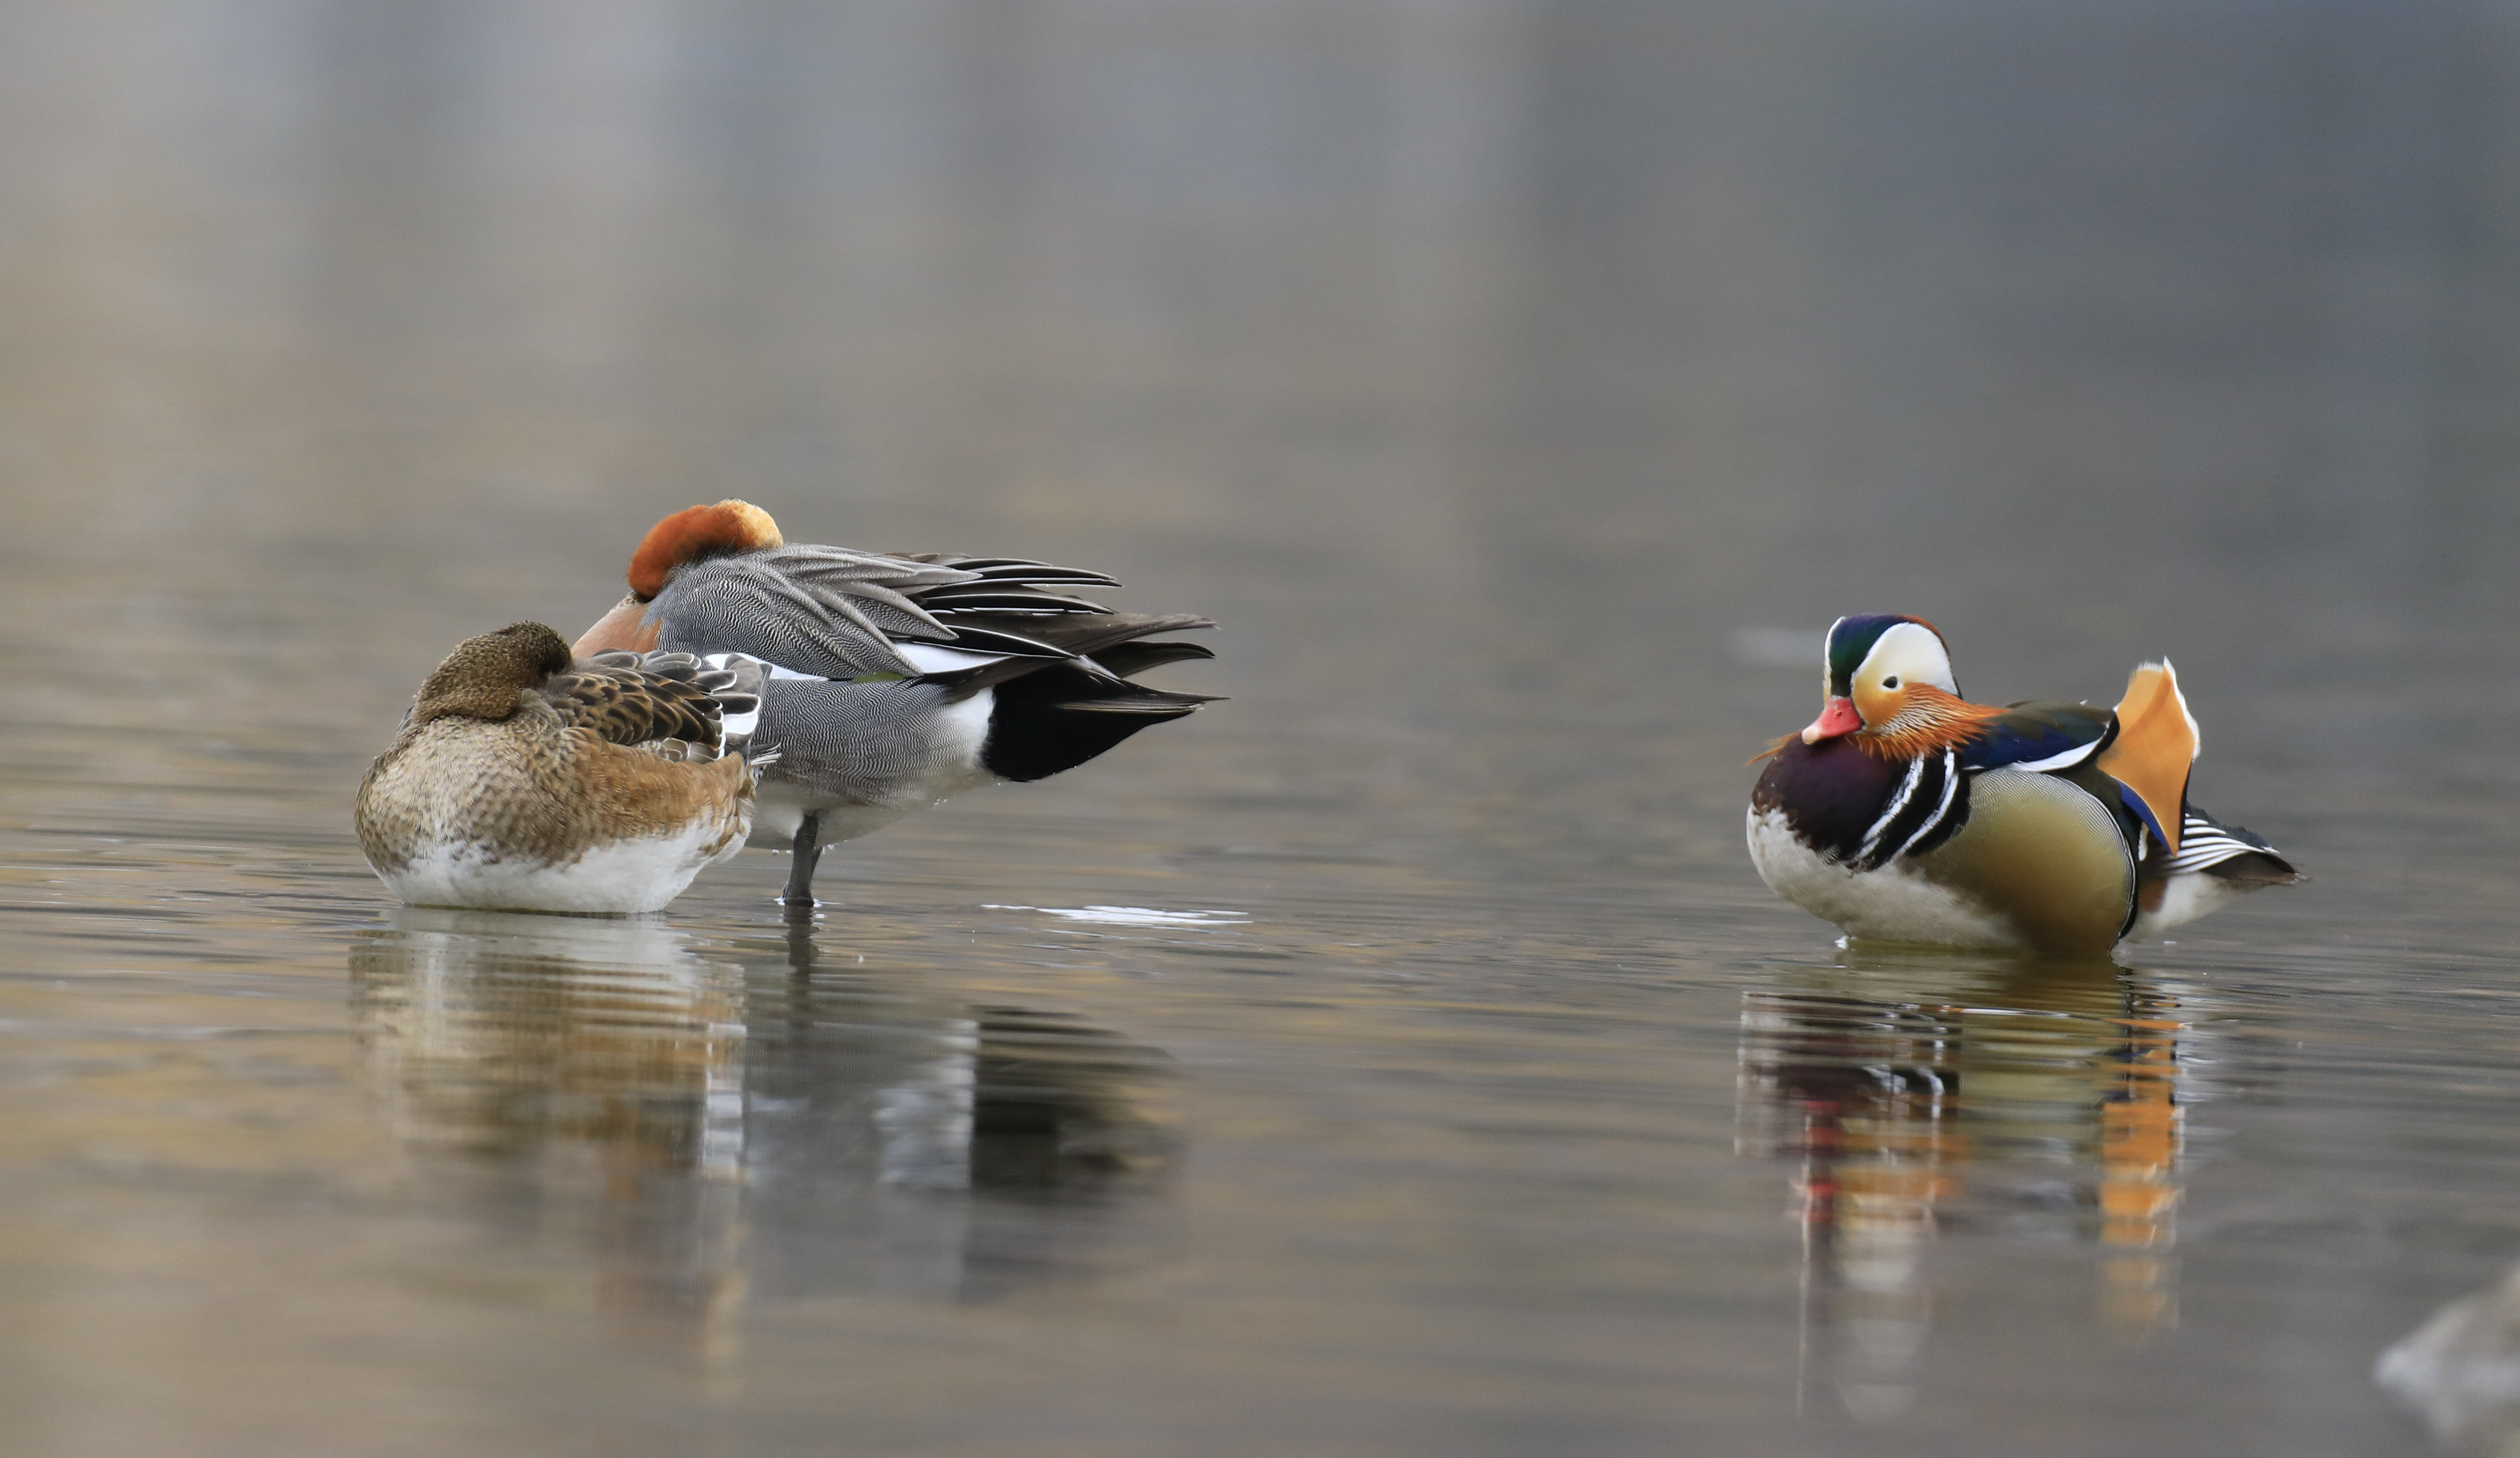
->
[2133,658,2202,763]
[701,643,1014,679]
[2006,739,2103,774]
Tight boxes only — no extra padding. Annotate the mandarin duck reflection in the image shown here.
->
[1748,615,2298,953]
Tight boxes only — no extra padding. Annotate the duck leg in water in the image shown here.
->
[782,811,823,908]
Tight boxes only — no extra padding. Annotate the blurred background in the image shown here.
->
[2,2,2518,1455]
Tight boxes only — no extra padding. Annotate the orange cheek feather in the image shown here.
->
[1849,682,1905,730]
[572,597,662,658]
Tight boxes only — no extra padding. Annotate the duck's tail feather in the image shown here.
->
[979,665,1219,783]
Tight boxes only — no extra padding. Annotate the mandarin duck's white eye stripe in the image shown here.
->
[1852,621,1960,696]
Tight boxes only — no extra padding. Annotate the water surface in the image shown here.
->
[2,3,2517,1454]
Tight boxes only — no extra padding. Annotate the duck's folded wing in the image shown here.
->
[1956,702,2117,773]
[656,545,1217,685]
[650,555,971,679]
[546,656,729,753]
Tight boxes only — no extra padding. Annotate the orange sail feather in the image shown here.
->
[2096,661,2196,856]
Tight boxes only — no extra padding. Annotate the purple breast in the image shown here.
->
[1752,738,1908,863]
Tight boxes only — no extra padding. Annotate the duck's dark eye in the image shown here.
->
[1883,676,1901,690]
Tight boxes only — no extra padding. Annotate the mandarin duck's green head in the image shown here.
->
[1805,614,1959,743]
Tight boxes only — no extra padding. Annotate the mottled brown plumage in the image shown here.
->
[355,623,759,914]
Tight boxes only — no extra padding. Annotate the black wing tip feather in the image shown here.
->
[1093,641,1216,677]
[1056,690,1224,713]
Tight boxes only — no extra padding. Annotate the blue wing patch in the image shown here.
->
[2117,783,2170,853]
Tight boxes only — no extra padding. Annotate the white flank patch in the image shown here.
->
[1746,806,2020,949]
[380,817,743,915]
[986,904,1250,928]
[897,641,1013,674]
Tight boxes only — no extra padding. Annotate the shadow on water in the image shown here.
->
[347,909,1179,1340]
[1736,943,2207,1421]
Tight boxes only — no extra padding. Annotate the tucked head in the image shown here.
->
[625,499,785,601]
[414,622,575,723]
[576,499,787,658]
[1804,614,1958,744]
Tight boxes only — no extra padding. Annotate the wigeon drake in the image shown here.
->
[356,623,771,914]
[1748,615,2299,953]
[575,500,1217,907]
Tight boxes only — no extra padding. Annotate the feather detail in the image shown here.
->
[2097,661,2197,857]
[1746,734,1796,767]
[1852,686,2006,760]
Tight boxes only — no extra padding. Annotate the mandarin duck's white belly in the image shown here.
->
[1747,805,2017,948]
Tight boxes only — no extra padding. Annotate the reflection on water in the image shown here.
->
[0,0,2513,1450]
[1738,948,2204,1418]
[350,910,1176,1339]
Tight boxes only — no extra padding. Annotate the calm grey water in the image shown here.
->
[3,3,2518,1454]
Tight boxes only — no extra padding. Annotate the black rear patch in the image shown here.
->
[981,665,1210,782]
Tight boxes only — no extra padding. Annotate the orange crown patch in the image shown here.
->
[626,499,785,599]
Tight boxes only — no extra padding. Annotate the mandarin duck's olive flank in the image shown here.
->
[574,499,1218,908]
[1749,618,2298,953]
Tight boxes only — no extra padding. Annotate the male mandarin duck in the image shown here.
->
[1747,614,2298,953]
[356,623,771,914]
[573,500,1216,906]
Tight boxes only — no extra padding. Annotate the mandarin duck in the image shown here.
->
[1747,615,2298,953]
[573,500,1217,906]
[356,623,772,914]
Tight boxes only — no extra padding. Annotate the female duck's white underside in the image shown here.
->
[1746,806,2021,948]
[378,818,741,915]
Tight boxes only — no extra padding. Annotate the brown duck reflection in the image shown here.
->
[1736,948,2200,1417]
[349,909,1177,1335]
